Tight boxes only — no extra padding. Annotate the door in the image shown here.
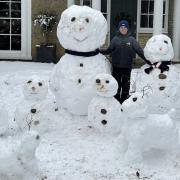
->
[110,0,138,39]
[0,0,31,60]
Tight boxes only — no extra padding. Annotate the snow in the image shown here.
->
[88,74,123,136]
[144,34,174,63]
[57,5,107,52]
[1,61,180,180]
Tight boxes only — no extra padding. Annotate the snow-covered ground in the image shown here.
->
[1,61,180,180]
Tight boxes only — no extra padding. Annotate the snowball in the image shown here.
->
[57,5,107,52]
[23,75,48,102]
[144,34,174,63]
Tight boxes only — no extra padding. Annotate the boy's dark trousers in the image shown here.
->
[112,66,131,104]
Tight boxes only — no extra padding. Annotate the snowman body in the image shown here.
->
[88,74,123,136]
[0,131,41,180]
[136,34,179,113]
[15,76,51,134]
[50,5,111,115]
[121,92,179,162]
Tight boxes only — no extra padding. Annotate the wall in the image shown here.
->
[31,0,67,62]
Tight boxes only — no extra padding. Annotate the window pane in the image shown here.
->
[12,19,21,34]
[162,15,165,28]
[149,1,154,14]
[163,1,166,14]
[101,0,107,13]
[0,35,10,50]
[0,2,10,17]
[103,13,107,19]
[83,0,91,7]
[11,2,21,18]
[141,15,148,27]
[0,19,10,34]
[141,0,149,14]
[11,35,21,50]
[149,15,153,28]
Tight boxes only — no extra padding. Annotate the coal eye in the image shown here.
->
[85,18,89,23]
[38,82,42,86]
[106,80,109,84]
[71,17,76,22]
[96,79,101,84]
[36,135,40,140]
[164,40,168,44]
[27,80,32,84]
[133,97,137,102]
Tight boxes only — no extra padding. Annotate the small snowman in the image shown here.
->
[121,91,179,163]
[88,73,123,136]
[0,131,41,180]
[50,5,111,115]
[136,34,179,113]
[0,104,9,137]
[14,75,50,134]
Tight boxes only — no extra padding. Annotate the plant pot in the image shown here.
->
[36,44,56,63]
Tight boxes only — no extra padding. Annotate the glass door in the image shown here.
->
[0,0,31,60]
[0,0,21,50]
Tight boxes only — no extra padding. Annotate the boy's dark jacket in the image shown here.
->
[100,31,149,68]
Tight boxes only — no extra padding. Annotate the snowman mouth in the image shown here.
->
[73,36,88,42]
[30,92,39,95]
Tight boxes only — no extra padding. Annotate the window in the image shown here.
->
[80,0,92,7]
[0,0,21,50]
[80,0,108,20]
[101,0,108,19]
[139,0,168,32]
[0,0,31,60]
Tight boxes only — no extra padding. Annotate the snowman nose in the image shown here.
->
[79,26,84,31]
[159,47,162,51]
[32,86,36,91]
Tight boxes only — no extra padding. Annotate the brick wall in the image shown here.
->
[31,0,67,62]
[168,0,174,41]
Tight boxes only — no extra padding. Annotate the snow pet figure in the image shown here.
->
[0,131,41,180]
[50,5,111,115]
[0,105,8,137]
[88,73,123,136]
[136,34,179,113]
[121,91,179,163]
[15,75,50,134]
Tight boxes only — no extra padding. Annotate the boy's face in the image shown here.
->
[119,26,128,35]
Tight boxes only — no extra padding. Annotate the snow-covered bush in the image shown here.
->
[34,13,57,37]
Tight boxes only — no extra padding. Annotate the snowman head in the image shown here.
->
[57,5,107,52]
[23,76,48,101]
[94,73,118,97]
[122,87,153,118]
[144,34,174,63]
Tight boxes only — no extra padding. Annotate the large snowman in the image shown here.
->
[50,5,111,115]
[135,34,179,113]
[88,73,123,136]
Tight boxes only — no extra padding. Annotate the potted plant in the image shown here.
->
[34,13,57,63]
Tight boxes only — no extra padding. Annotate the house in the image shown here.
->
[0,0,179,62]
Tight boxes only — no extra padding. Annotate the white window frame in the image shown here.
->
[137,0,169,33]
[0,0,31,60]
